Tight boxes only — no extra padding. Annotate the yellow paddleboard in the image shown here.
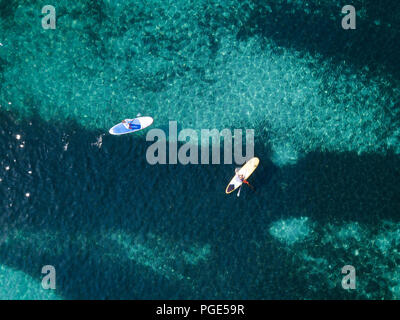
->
[225,157,260,194]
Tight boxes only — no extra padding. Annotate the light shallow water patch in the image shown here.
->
[270,143,299,166]
[269,217,313,245]
[275,219,400,299]
[0,264,62,300]
[1,1,399,165]
[1,228,212,297]
[106,231,211,281]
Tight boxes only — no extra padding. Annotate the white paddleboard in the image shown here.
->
[109,116,153,135]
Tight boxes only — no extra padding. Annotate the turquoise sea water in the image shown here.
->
[0,0,400,299]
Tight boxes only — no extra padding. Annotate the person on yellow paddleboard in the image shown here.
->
[235,168,250,186]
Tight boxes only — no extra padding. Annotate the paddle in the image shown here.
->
[237,180,256,197]
[243,180,256,192]
[237,185,242,197]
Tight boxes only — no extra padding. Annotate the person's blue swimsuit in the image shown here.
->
[125,121,141,130]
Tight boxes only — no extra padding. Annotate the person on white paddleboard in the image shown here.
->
[122,119,135,130]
